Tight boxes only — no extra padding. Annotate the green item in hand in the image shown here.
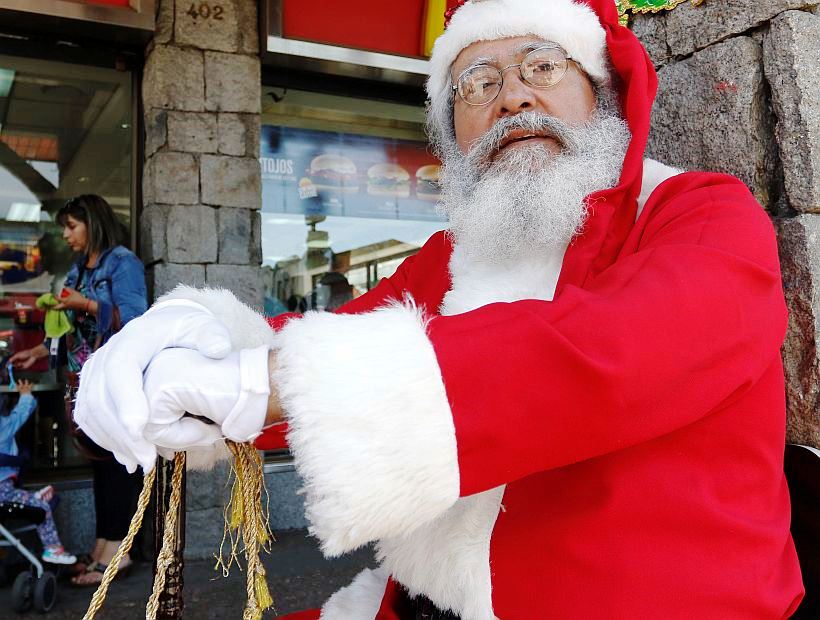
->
[35,293,73,339]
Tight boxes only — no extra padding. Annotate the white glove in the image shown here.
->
[142,346,271,456]
[74,299,234,474]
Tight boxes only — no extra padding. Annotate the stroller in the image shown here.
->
[0,452,59,613]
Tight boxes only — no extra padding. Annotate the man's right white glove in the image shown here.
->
[74,300,234,474]
[141,346,271,455]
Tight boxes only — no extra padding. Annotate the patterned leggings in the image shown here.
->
[0,478,61,548]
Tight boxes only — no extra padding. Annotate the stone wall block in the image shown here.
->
[206,264,264,309]
[218,207,253,263]
[143,45,205,112]
[201,154,262,209]
[264,470,308,530]
[186,462,229,511]
[167,205,218,263]
[631,12,670,66]
[217,113,259,157]
[204,52,261,113]
[648,36,774,206]
[145,152,200,205]
[250,210,262,264]
[142,154,155,205]
[167,111,218,153]
[154,0,174,45]
[235,0,259,54]
[776,215,820,447]
[172,0,257,53]
[139,204,169,263]
[175,0,240,52]
[149,263,206,299]
[217,113,247,156]
[764,10,820,213]
[184,506,224,560]
[145,108,168,157]
[664,0,816,57]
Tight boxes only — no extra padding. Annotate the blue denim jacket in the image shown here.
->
[64,245,148,344]
[0,394,37,482]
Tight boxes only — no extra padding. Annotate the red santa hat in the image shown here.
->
[426,0,610,104]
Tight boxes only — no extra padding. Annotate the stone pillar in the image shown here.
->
[632,1,820,447]
[140,0,263,559]
[142,0,262,309]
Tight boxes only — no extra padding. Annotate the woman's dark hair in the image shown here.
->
[56,194,126,256]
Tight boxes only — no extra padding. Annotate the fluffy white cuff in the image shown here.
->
[428,0,608,104]
[154,286,274,470]
[320,567,389,619]
[274,302,460,556]
[158,285,276,350]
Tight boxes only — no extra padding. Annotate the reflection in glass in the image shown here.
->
[0,55,132,475]
[260,88,445,318]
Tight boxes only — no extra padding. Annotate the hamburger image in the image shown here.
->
[309,154,359,194]
[415,164,442,201]
[366,163,410,198]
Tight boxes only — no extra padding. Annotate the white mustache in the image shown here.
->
[467,112,583,167]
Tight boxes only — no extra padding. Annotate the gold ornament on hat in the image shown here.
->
[616,0,706,26]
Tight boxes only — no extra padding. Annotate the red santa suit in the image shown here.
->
[170,0,804,617]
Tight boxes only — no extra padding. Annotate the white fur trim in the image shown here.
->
[378,486,504,620]
[181,440,229,471]
[427,0,608,104]
[154,286,275,470]
[158,285,276,351]
[638,158,683,219]
[359,245,566,619]
[275,302,459,556]
[442,242,568,314]
[320,567,389,619]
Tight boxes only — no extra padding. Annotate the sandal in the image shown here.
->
[67,553,95,577]
[70,560,132,587]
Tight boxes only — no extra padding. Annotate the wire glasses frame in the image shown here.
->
[451,45,575,106]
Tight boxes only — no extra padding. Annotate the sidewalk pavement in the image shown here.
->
[0,529,374,619]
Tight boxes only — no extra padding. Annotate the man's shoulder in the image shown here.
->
[640,161,765,222]
[415,230,454,264]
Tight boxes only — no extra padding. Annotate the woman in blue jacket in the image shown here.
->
[10,194,147,586]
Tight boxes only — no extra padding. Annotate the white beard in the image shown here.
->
[438,110,631,264]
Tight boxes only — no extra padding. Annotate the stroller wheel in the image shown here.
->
[34,571,57,613]
[12,570,34,612]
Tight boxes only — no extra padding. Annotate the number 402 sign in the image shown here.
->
[186,2,225,20]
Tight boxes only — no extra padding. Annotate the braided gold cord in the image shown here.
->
[225,441,274,620]
[145,452,187,620]
[81,444,273,619]
[83,466,157,620]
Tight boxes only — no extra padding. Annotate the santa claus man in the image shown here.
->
[75,0,805,618]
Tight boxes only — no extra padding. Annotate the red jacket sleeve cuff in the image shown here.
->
[255,423,289,450]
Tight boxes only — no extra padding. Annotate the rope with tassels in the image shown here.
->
[82,442,274,620]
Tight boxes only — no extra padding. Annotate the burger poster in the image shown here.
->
[259,125,445,222]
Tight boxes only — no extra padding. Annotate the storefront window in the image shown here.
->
[0,55,133,477]
[260,87,444,317]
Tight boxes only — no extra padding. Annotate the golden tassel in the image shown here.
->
[84,441,275,619]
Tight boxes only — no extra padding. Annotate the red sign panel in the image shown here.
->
[85,0,131,6]
[283,0,429,58]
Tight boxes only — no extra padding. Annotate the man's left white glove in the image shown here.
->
[141,346,272,456]
[75,300,235,474]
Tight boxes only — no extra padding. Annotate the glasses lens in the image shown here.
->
[458,65,503,105]
[521,47,569,87]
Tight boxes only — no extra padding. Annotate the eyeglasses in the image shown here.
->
[452,45,574,106]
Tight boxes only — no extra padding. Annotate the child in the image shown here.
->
[0,379,77,565]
